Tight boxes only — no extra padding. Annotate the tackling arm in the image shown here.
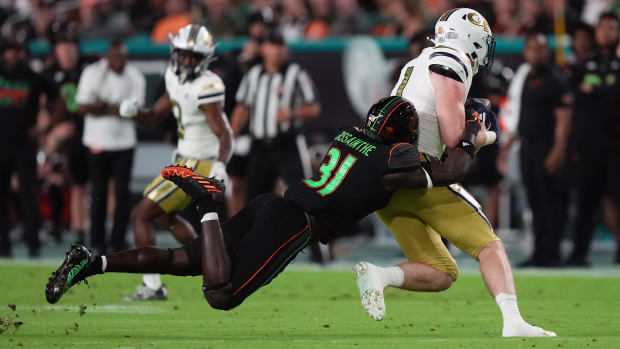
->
[383,115,481,191]
[200,102,233,163]
[430,72,467,148]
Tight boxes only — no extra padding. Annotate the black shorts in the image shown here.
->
[183,193,311,309]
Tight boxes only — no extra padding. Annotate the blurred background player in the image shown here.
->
[118,24,233,300]
[498,32,573,267]
[41,22,92,245]
[76,39,145,255]
[0,37,56,258]
[229,30,325,263]
[566,11,620,266]
[357,9,556,337]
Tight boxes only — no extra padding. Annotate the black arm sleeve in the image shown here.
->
[429,64,463,83]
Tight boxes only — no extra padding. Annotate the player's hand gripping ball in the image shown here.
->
[465,98,499,144]
[119,98,140,118]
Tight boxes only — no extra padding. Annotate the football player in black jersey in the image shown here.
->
[45,96,486,309]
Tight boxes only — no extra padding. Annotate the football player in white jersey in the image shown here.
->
[353,8,556,337]
[118,24,233,300]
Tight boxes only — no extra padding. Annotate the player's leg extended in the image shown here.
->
[45,244,200,304]
[414,184,555,337]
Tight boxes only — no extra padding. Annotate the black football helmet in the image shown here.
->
[363,96,419,145]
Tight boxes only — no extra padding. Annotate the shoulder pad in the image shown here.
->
[195,72,225,104]
[387,142,420,172]
[428,46,471,83]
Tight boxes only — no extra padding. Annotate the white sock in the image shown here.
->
[378,266,404,288]
[143,274,162,290]
[101,256,107,273]
[495,293,523,324]
[201,212,219,222]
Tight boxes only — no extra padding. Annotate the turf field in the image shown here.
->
[0,263,619,348]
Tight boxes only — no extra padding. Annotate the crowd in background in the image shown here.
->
[2,0,618,43]
[0,0,619,267]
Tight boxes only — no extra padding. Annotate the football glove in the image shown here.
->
[119,98,140,118]
[465,98,499,144]
[209,161,231,198]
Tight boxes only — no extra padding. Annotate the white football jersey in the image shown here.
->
[391,45,473,159]
[165,66,227,160]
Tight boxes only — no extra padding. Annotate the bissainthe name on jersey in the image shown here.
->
[333,130,376,156]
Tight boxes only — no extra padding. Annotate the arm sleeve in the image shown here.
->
[428,47,470,84]
[387,143,421,173]
[296,69,318,104]
[197,74,225,106]
[75,65,96,104]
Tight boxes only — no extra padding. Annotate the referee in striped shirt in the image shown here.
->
[231,30,320,201]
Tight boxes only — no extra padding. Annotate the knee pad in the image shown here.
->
[202,282,233,310]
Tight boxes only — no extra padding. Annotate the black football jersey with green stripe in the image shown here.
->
[285,126,420,239]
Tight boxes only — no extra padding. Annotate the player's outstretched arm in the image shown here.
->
[119,92,172,126]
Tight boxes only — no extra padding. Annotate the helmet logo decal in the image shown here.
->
[467,13,489,33]
[367,114,378,127]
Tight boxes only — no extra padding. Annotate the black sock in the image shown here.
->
[87,256,104,276]
[196,197,217,216]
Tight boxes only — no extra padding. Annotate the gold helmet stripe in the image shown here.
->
[187,24,200,46]
[439,8,459,22]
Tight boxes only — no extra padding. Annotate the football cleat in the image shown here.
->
[45,245,95,304]
[125,283,168,301]
[502,320,557,337]
[353,261,386,321]
[161,165,225,206]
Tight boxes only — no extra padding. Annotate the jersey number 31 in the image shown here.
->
[304,147,357,196]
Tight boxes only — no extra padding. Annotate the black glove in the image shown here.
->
[465,98,499,144]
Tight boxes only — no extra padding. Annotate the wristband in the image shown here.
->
[455,139,475,159]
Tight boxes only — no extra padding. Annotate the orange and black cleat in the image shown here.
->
[161,165,226,206]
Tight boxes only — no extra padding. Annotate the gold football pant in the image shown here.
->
[143,157,215,213]
[376,184,500,280]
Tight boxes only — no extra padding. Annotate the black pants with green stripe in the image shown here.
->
[183,193,311,309]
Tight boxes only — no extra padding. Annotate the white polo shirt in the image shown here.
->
[76,59,145,151]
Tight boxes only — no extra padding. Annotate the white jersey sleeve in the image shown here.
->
[427,45,473,87]
[195,73,225,106]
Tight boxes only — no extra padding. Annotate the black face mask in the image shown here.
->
[482,35,496,75]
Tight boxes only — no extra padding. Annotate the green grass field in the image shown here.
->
[0,263,619,348]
